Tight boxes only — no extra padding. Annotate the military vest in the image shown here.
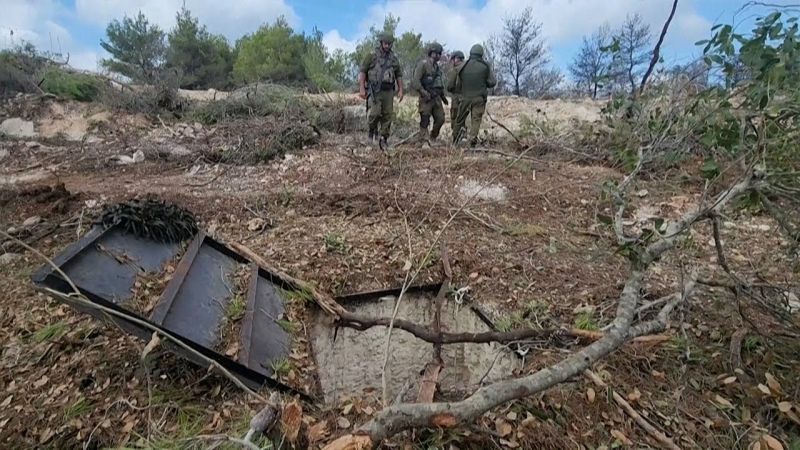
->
[368,50,397,91]
[421,61,444,95]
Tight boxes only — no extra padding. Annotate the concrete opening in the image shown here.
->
[311,289,522,404]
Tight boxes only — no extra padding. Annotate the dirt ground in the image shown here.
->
[1,94,798,449]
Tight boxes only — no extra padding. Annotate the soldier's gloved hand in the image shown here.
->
[441,96,449,106]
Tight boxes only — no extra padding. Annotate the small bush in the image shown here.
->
[40,69,102,102]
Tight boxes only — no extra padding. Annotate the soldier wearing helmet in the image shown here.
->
[449,44,496,146]
[359,32,404,149]
[447,50,466,141]
[411,42,446,146]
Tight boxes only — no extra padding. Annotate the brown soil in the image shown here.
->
[0,96,797,449]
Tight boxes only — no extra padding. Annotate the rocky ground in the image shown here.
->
[0,93,798,449]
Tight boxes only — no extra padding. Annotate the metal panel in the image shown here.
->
[240,265,291,376]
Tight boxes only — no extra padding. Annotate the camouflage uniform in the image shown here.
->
[360,46,403,141]
[451,44,496,145]
[412,50,445,141]
[446,51,465,142]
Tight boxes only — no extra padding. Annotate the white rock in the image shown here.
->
[636,189,649,197]
[22,216,41,227]
[25,141,40,148]
[458,179,507,202]
[132,149,145,163]
[6,227,17,234]
[168,145,192,157]
[0,118,36,138]
[0,253,22,266]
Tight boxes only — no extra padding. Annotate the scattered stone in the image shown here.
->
[458,179,507,202]
[25,141,40,149]
[22,216,42,227]
[0,253,22,266]
[6,227,17,235]
[0,118,36,138]
[636,189,649,197]
[168,145,192,157]
[116,150,146,165]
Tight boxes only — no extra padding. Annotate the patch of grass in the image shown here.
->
[743,336,764,353]
[276,319,298,333]
[31,321,68,343]
[40,69,102,102]
[324,232,347,254]
[269,357,292,377]
[494,317,513,332]
[280,185,294,206]
[63,397,91,420]
[225,294,246,322]
[283,287,314,305]
[505,222,547,237]
[574,311,599,331]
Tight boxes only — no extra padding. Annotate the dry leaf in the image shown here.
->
[757,384,772,396]
[777,402,792,413]
[141,332,160,360]
[765,373,782,395]
[506,411,517,421]
[627,389,641,402]
[122,420,135,433]
[761,434,784,450]
[495,419,512,437]
[308,421,329,443]
[0,395,12,407]
[722,376,737,385]
[611,429,632,445]
[751,442,762,450]
[33,376,49,389]
[336,417,351,429]
[281,400,303,443]
[363,406,374,416]
[714,395,734,409]
[499,439,519,448]
[342,403,353,415]
[587,388,596,403]
[402,260,412,271]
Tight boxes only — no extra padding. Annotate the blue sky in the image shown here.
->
[1,0,795,74]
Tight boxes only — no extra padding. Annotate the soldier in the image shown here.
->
[450,44,496,146]
[412,42,447,146]
[359,32,404,150]
[446,50,465,143]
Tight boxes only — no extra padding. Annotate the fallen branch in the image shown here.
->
[584,370,681,450]
[323,170,756,448]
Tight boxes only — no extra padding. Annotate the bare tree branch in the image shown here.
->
[323,172,757,449]
[639,0,679,95]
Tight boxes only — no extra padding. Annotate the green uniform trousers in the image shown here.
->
[368,89,394,138]
[454,95,486,143]
[418,95,445,139]
[450,96,462,141]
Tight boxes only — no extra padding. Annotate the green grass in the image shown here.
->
[40,69,102,102]
[269,357,292,377]
[323,232,347,254]
[31,321,68,343]
[63,397,91,420]
[225,294,246,322]
[573,311,599,331]
[276,319,298,333]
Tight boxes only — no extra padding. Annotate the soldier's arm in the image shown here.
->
[446,66,458,93]
[394,58,404,99]
[486,65,497,89]
[411,61,427,97]
[358,54,373,98]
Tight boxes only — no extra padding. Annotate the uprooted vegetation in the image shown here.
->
[1,9,800,450]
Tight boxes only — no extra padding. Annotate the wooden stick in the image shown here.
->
[584,369,681,450]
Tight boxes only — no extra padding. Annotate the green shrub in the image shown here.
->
[40,69,102,102]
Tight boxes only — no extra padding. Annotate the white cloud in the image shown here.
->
[0,0,70,51]
[323,29,357,53]
[69,50,101,72]
[347,0,714,62]
[75,0,298,43]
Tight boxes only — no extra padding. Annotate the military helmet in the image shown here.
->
[451,50,465,60]
[426,42,443,55]
[377,32,395,44]
[469,44,485,57]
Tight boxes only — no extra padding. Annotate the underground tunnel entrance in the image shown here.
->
[311,287,522,404]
